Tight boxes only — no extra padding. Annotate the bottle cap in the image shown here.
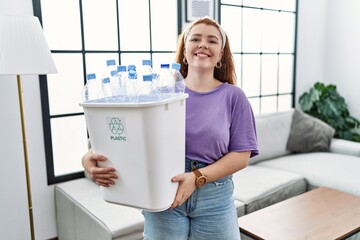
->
[161,64,170,69]
[102,77,110,84]
[106,59,116,66]
[171,63,181,70]
[128,64,136,71]
[117,65,127,72]
[143,74,153,81]
[87,73,96,80]
[143,59,152,66]
[110,70,118,76]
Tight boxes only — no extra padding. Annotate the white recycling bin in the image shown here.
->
[80,94,188,212]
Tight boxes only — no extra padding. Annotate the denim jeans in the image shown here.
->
[142,159,240,240]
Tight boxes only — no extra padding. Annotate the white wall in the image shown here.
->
[0,0,359,239]
[0,0,57,239]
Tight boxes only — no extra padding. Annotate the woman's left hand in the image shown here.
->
[170,172,197,209]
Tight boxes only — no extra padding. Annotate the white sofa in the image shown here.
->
[55,108,360,239]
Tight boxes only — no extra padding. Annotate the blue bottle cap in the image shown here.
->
[142,59,152,66]
[87,73,96,80]
[110,70,118,76]
[117,65,127,72]
[102,77,110,84]
[171,63,181,70]
[161,64,170,68]
[143,74,153,81]
[128,64,136,71]
[106,59,116,66]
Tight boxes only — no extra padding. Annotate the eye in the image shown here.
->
[189,37,200,42]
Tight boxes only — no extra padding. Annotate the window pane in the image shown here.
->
[278,94,293,112]
[233,54,242,87]
[243,8,261,52]
[242,55,260,96]
[278,55,294,94]
[120,53,152,68]
[279,12,295,53]
[152,53,177,72]
[243,0,261,8]
[119,0,150,50]
[221,5,242,52]
[261,95,277,114]
[83,0,118,50]
[40,0,81,50]
[261,54,278,95]
[248,97,260,115]
[47,54,84,115]
[85,53,119,81]
[261,10,279,53]
[221,0,241,5]
[261,0,279,10]
[151,0,178,51]
[280,0,296,12]
[52,116,88,176]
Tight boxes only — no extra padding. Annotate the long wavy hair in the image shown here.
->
[174,17,237,85]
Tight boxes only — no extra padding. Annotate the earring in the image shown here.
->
[216,61,222,68]
[183,57,188,65]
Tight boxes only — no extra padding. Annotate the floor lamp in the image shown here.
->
[0,15,57,239]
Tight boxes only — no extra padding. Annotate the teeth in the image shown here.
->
[196,53,208,57]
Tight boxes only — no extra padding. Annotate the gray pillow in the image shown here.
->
[286,109,335,153]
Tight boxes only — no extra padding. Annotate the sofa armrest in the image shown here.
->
[329,138,360,157]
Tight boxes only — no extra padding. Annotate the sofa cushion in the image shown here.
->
[232,165,306,214]
[286,109,335,153]
[55,178,144,240]
[256,152,360,196]
[250,109,294,165]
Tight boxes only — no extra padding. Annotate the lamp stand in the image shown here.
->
[16,75,35,240]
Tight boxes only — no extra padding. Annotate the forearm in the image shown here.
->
[199,151,250,182]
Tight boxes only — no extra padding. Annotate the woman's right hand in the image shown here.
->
[82,149,118,187]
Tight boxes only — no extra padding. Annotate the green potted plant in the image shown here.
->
[299,82,360,142]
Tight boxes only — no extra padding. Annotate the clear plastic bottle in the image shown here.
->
[126,65,140,102]
[99,77,113,101]
[139,59,153,79]
[136,74,162,102]
[101,59,117,82]
[81,73,101,102]
[157,63,175,99]
[171,63,186,94]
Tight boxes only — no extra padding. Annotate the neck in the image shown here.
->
[185,69,222,92]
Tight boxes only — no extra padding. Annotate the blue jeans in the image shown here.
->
[142,159,240,240]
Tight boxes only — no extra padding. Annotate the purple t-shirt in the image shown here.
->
[185,83,259,164]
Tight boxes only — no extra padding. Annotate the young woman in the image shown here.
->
[82,16,258,240]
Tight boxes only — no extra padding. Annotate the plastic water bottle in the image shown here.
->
[139,59,153,79]
[81,73,101,102]
[99,77,113,100]
[136,74,162,102]
[171,63,186,94]
[157,63,175,99]
[101,59,117,82]
[126,65,140,102]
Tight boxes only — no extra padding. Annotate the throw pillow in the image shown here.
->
[286,109,335,153]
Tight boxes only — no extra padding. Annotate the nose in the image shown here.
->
[198,41,208,49]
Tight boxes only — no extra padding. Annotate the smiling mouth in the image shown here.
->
[195,53,210,57]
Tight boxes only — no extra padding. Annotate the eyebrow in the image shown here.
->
[189,33,220,40]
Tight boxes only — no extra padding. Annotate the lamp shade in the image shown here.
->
[0,15,57,75]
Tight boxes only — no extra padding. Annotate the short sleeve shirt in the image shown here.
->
[185,83,259,164]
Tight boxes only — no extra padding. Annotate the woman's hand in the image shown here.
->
[170,172,197,209]
[82,149,118,187]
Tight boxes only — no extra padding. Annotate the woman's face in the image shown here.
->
[184,23,223,71]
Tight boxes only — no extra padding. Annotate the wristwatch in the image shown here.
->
[193,169,207,187]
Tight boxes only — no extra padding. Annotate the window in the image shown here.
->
[220,0,297,115]
[33,0,297,184]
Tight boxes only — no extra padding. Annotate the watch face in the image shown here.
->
[196,176,207,187]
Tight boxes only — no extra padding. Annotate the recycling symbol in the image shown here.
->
[109,117,124,135]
